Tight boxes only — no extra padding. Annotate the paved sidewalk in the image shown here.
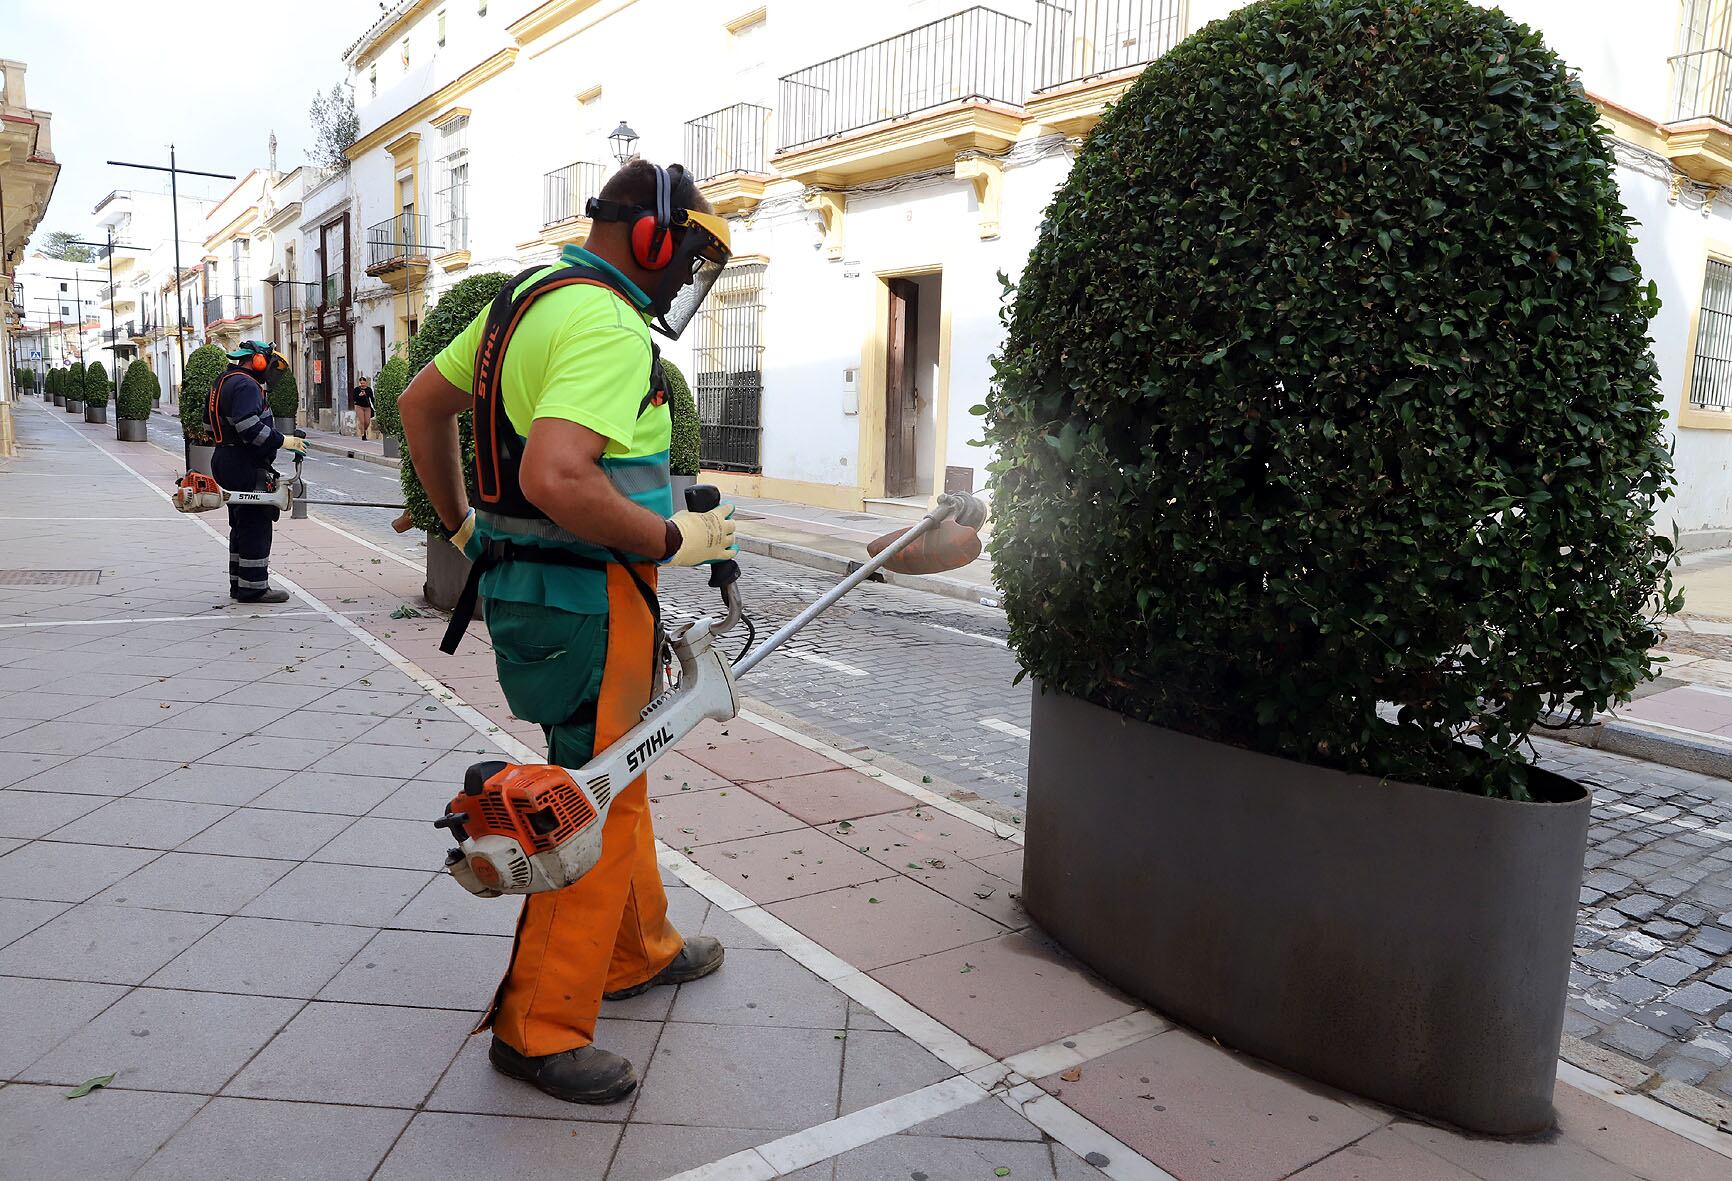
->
[3,401,1731,1179]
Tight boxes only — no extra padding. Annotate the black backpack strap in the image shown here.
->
[439,538,608,654]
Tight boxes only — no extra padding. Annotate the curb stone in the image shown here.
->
[303,438,401,470]
[1551,718,1732,781]
[1561,1035,1732,1132]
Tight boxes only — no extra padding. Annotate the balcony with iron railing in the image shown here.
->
[203,293,256,327]
[774,7,1030,191]
[543,161,606,229]
[686,103,774,215]
[1663,43,1732,185]
[1028,1,1185,133]
[365,214,435,289]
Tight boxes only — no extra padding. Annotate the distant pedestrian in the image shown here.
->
[353,374,375,439]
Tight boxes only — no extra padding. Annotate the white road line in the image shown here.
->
[306,515,423,572]
[779,648,870,677]
[980,717,1030,740]
[927,622,1009,647]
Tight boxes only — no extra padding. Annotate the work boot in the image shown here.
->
[604,936,725,1001]
[488,1038,637,1105]
[232,587,291,604]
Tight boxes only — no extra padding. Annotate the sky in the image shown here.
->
[8,0,373,249]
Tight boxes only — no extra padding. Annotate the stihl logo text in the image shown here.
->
[626,725,674,772]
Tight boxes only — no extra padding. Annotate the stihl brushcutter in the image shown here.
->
[435,485,989,898]
[172,430,405,517]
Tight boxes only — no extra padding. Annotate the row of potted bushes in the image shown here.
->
[29,360,160,441]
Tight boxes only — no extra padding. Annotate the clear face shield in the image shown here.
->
[649,209,732,340]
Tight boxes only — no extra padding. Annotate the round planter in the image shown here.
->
[52,394,64,407]
[84,404,107,424]
[670,473,697,507]
[65,399,84,415]
[383,435,401,459]
[185,443,216,477]
[1022,685,1590,1135]
[116,419,148,442]
[424,530,474,611]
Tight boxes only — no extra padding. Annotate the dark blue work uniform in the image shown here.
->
[207,367,284,601]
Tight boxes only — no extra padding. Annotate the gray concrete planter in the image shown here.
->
[84,404,107,424]
[1022,686,1590,1135]
[65,399,84,415]
[670,473,697,507]
[117,419,149,442]
[424,530,473,611]
[186,443,216,476]
[52,394,64,408]
[383,435,400,459]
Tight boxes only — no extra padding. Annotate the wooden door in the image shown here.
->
[885,278,920,497]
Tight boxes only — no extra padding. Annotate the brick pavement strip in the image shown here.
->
[3,406,1731,1177]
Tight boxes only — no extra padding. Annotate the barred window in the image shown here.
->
[436,116,470,252]
[1692,258,1732,412]
[691,261,766,473]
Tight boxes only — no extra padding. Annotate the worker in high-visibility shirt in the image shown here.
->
[398,159,735,1104]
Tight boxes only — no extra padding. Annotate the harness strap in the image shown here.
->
[440,539,608,655]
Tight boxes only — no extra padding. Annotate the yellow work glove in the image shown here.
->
[281,436,307,455]
[666,504,738,566]
[447,508,477,555]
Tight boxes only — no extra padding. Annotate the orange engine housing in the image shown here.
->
[448,761,599,854]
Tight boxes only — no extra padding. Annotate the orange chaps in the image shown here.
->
[478,564,682,1055]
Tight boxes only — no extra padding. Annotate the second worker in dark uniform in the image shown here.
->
[206,340,303,604]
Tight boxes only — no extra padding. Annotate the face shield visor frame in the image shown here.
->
[647,209,732,340]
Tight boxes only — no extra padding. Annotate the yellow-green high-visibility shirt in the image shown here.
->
[432,245,673,615]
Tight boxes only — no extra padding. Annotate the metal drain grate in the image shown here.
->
[0,569,102,587]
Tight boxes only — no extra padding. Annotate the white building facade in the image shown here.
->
[329,0,1732,545]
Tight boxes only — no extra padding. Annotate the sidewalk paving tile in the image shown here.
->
[651,787,807,847]
[1287,1128,1480,1180]
[837,1028,955,1114]
[148,915,377,997]
[0,750,71,788]
[92,851,294,915]
[0,901,220,983]
[202,734,345,771]
[247,769,410,814]
[0,722,143,758]
[872,932,1137,1059]
[0,898,72,948]
[390,874,522,937]
[225,1001,473,1107]
[131,1097,412,1181]
[374,1112,621,1180]
[0,1084,206,1178]
[49,796,232,849]
[690,827,894,903]
[745,767,917,825]
[1551,1080,1732,1181]
[59,696,206,727]
[309,815,444,870]
[0,975,129,1076]
[829,1134,1064,1181]
[9,753,180,796]
[768,876,1009,970]
[668,946,849,1029]
[1038,1029,1385,1181]
[605,1124,776,1181]
[19,986,301,1092]
[0,840,160,901]
[317,928,510,1009]
[181,806,354,860]
[647,750,738,796]
[427,1017,662,1122]
[1387,1118,1643,1181]
[357,714,482,749]
[633,1021,844,1130]
[370,777,458,821]
[0,788,107,837]
[900,1096,1046,1140]
[679,721,844,783]
[239,861,433,926]
[257,709,387,744]
[306,739,445,780]
[90,724,241,764]
[128,762,289,805]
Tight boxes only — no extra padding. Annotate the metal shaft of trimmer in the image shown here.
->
[731,499,963,678]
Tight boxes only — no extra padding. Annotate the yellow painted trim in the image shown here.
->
[804,191,845,260]
[385,131,423,160]
[575,84,602,104]
[955,156,1002,240]
[857,264,947,502]
[701,173,768,217]
[352,0,443,69]
[1591,92,1667,155]
[928,284,955,503]
[1025,71,1142,138]
[702,471,865,512]
[435,249,472,272]
[725,6,766,34]
[537,217,593,250]
[772,104,1025,188]
[348,48,518,159]
[1678,241,1732,430]
[431,105,471,127]
[203,207,261,251]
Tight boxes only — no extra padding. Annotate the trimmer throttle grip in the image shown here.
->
[684,484,741,588]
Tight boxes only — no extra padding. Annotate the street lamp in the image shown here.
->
[608,122,640,164]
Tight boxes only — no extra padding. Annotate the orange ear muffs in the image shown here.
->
[250,353,269,372]
[631,214,675,270]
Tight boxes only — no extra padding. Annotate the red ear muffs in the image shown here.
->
[631,214,675,270]
[250,353,269,371]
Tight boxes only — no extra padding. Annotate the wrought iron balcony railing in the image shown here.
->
[685,103,773,182]
[778,7,1030,152]
[1032,0,1184,93]
[543,162,606,227]
[204,294,254,324]
[1670,46,1732,124]
[366,213,434,269]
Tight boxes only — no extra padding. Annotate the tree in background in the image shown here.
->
[309,83,358,173]
[38,231,94,262]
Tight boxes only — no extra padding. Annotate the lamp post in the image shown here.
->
[69,231,147,405]
[609,121,640,164]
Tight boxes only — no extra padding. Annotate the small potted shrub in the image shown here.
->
[373,353,408,459]
[83,361,110,424]
[117,361,157,442]
[665,357,701,503]
[403,272,511,608]
[63,361,86,415]
[987,0,1679,1134]
[268,363,300,432]
[179,344,229,475]
[47,367,63,406]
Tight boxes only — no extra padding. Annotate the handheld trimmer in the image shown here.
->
[434,485,989,898]
[172,430,404,516]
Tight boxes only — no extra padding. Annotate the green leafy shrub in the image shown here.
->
[180,344,229,443]
[63,361,86,403]
[399,272,511,532]
[118,361,159,421]
[16,368,33,391]
[267,364,300,422]
[984,0,1679,800]
[665,357,700,477]
[45,368,60,398]
[83,361,110,406]
[373,354,409,437]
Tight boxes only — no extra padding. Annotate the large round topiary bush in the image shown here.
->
[267,364,300,423]
[985,0,1679,801]
[83,361,110,407]
[399,273,512,531]
[45,368,60,398]
[118,361,159,421]
[180,344,229,443]
[63,361,86,404]
[665,357,700,477]
[372,353,409,438]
